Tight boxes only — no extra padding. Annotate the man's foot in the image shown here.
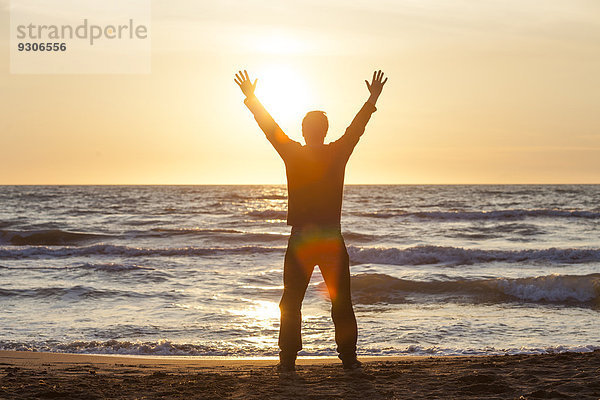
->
[342,358,363,370]
[276,360,296,372]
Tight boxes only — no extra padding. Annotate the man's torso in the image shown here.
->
[283,143,349,227]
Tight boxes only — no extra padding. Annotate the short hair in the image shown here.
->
[302,111,329,141]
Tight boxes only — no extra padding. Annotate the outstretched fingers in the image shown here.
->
[371,70,385,83]
[372,70,387,84]
[234,69,257,97]
[235,70,246,84]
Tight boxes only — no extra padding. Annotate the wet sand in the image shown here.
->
[1,350,599,399]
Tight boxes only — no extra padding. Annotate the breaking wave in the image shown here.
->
[2,244,599,267]
[352,209,600,220]
[0,340,246,356]
[0,262,154,272]
[0,339,597,357]
[349,273,600,306]
[147,228,288,242]
[149,227,243,235]
[244,210,288,220]
[0,244,285,259]
[0,285,154,300]
[347,245,600,266]
[0,229,109,246]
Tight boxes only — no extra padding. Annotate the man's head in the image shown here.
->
[302,111,329,145]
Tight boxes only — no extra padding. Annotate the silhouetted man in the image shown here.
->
[235,69,387,371]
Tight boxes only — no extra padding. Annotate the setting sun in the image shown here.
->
[253,63,314,135]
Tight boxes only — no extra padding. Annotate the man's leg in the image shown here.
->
[278,230,313,365]
[318,234,358,365]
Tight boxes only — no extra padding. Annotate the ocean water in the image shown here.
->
[0,185,598,357]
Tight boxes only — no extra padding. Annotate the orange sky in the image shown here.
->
[1,0,599,184]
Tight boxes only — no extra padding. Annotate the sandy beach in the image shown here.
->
[0,350,598,399]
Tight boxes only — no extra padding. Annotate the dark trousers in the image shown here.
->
[278,225,357,362]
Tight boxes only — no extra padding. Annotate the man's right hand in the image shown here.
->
[365,70,387,105]
[235,70,257,98]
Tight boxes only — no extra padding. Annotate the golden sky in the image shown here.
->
[1,0,599,184]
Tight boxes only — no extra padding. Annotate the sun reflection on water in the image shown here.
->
[230,299,280,328]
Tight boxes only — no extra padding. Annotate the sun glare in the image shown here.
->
[254,64,314,137]
[231,299,280,325]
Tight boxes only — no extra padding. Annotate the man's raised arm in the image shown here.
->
[333,70,388,154]
[235,70,299,159]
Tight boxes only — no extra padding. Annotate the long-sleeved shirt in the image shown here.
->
[244,95,377,227]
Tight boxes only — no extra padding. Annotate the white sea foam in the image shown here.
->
[0,339,597,357]
[493,274,600,302]
[0,339,272,357]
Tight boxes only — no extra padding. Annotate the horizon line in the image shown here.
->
[1,183,599,186]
